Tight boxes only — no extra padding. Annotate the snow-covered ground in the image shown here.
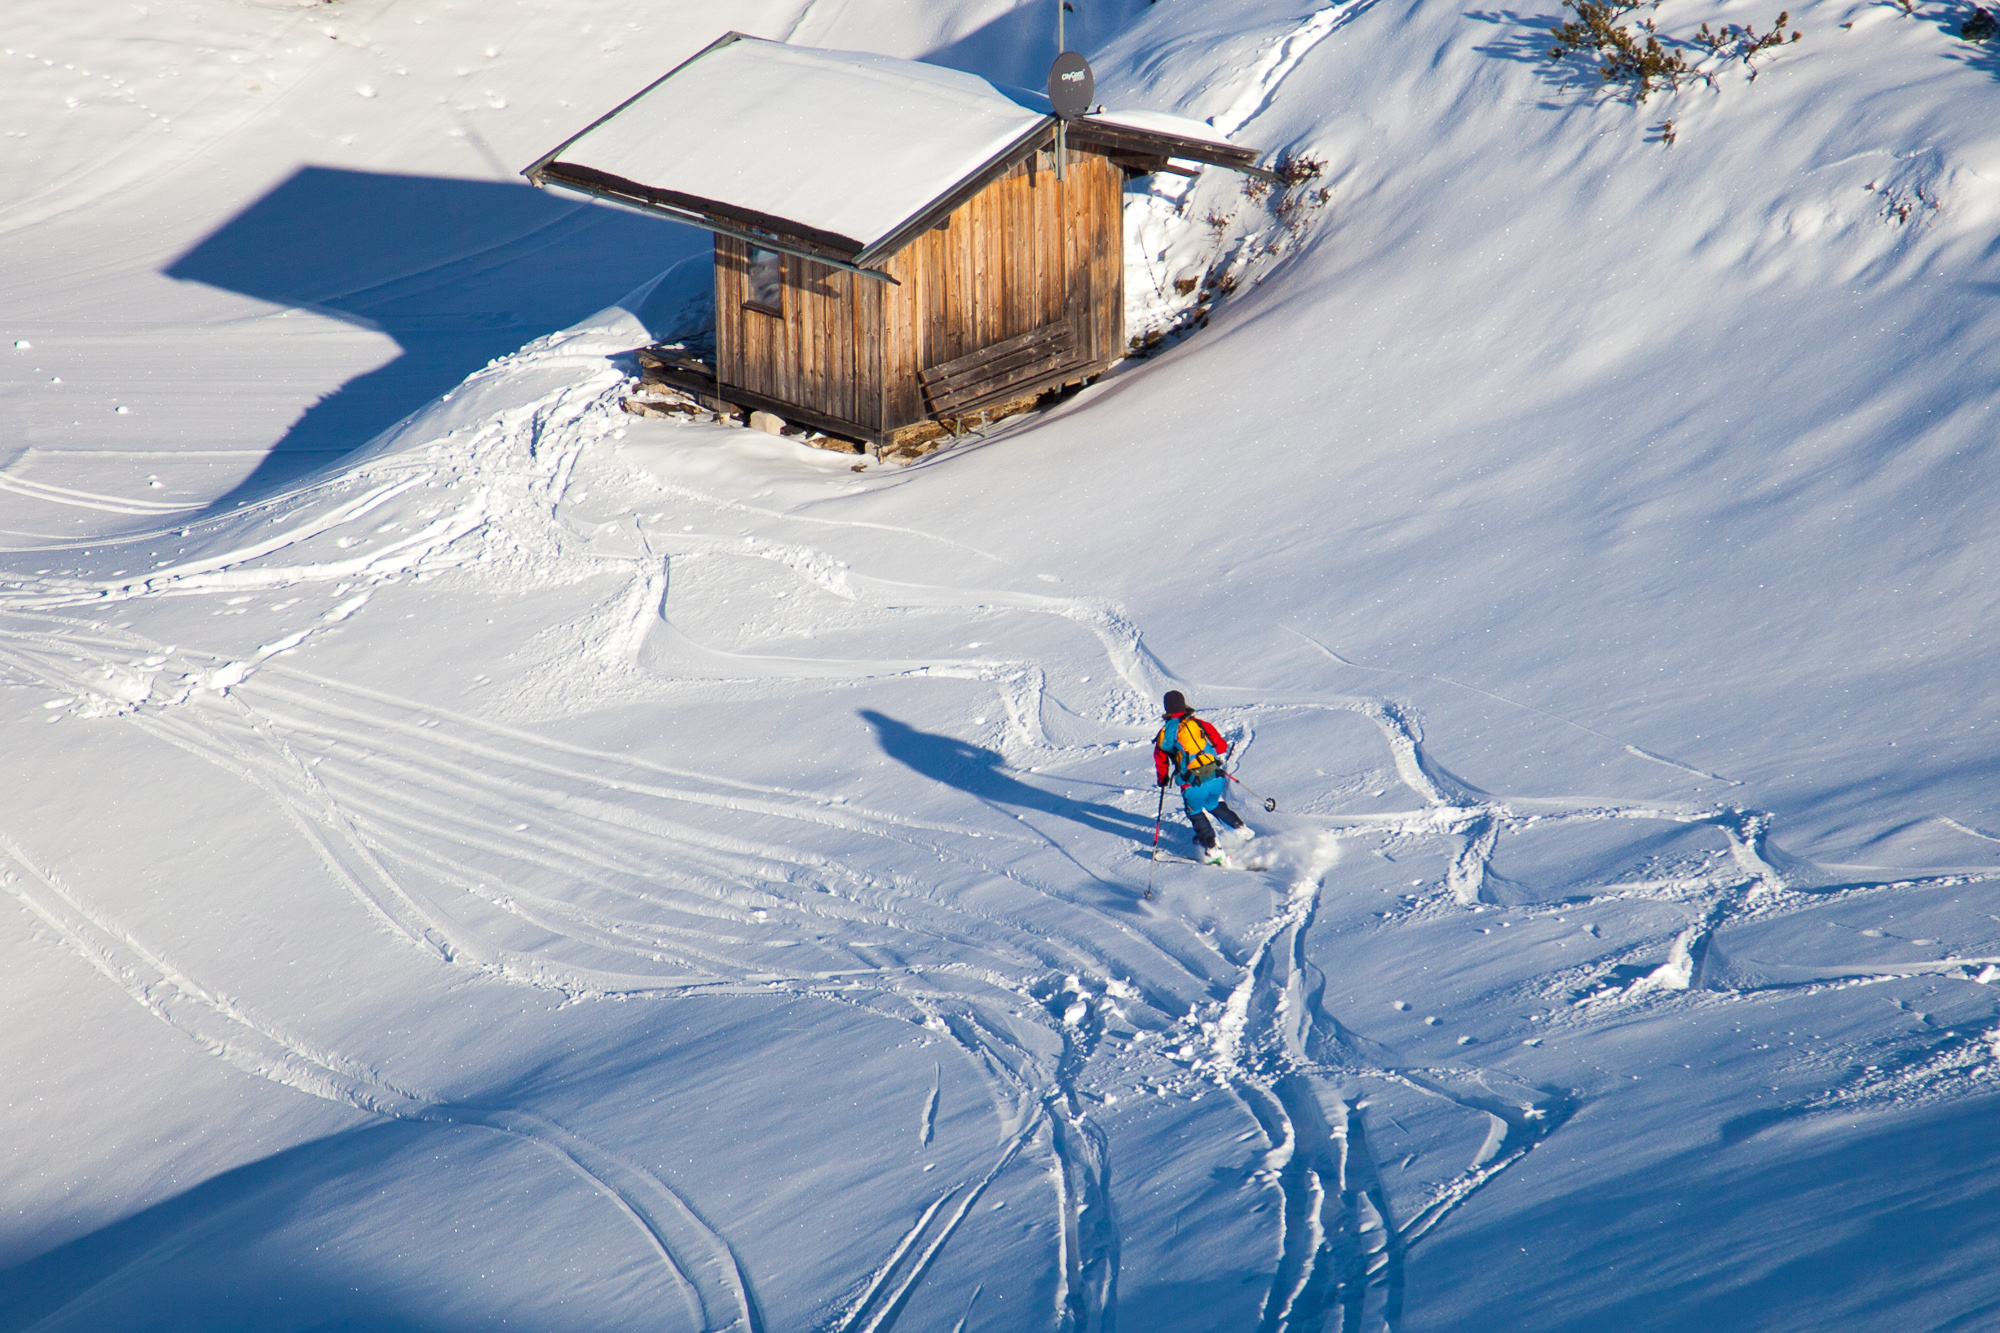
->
[6,1,2000,1329]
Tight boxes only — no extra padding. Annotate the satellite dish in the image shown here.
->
[1048,51,1094,121]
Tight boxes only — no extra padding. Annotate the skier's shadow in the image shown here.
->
[859,710,1150,842]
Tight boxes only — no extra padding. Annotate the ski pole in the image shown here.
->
[1146,783,1167,897]
[1228,771,1278,813]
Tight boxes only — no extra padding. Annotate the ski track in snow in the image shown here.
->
[1207,1,1375,143]
[6,318,1998,1330]
[0,826,761,1333]
[10,15,2000,1307]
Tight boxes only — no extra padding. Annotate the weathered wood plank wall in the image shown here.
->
[715,144,1125,438]
[717,238,874,431]
[876,147,1122,430]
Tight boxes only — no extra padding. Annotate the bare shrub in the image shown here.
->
[1274,152,1327,188]
[1693,11,1801,78]
[1548,1,1800,101]
[1548,0,1692,100]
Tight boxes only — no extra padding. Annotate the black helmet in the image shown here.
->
[1162,689,1189,715]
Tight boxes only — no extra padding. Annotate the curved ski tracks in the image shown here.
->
[4,319,1995,1333]
[0,828,762,1333]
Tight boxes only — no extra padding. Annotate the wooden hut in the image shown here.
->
[525,34,1268,453]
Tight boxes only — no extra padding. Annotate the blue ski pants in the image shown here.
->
[1180,776,1244,847]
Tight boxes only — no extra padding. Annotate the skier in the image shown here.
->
[1153,690,1254,865]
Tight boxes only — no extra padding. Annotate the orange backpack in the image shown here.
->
[1160,716,1222,786]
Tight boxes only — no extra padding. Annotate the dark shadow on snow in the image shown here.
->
[1410,1090,2000,1332]
[0,1121,466,1333]
[1932,5,2000,80]
[165,166,707,507]
[860,709,1152,842]
[914,0,1163,89]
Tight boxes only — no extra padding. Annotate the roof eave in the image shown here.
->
[533,164,900,285]
[1067,118,1278,182]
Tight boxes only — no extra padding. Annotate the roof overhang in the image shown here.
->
[522,34,1274,274]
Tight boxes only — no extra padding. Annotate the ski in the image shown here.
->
[1143,849,1266,872]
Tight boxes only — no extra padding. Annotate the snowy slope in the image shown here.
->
[6,1,2000,1330]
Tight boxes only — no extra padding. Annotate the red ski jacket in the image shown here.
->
[1154,712,1229,786]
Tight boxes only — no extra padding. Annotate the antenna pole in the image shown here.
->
[1055,0,1068,181]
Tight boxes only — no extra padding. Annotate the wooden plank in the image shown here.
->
[751,262,779,400]
[957,188,974,358]
[878,245,898,431]
[994,168,1014,341]
[801,256,822,417]
[1006,164,1030,337]
[1104,152,1120,360]
[824,261,841,419]
[936,353,1118,420]
[917,320,1073,384]
[897,244,924,428]
[925,353,1064,403]
[924,353,1070,414]
[637,346,714,377]
[922,342,1097,415]
[968,186,986,356]
[1064,120,1267,174]
[1064,150,1087,361]
[926,332,1070,390]
[713,238,736,388]
[715,379,883,446]
[1036,145,1059,342]
[1094,153,1122,364]
[880,247,917,430]
[983,170,1003,345]
[855,265,870,431]
[827,264,847,422]
[787,253,805,409]
[987,169,1005,342]
[918,323,1080,413]
[784,254,803,409]
[919,335,1075,397]
[857,259,882,432]
[831,266,852,424]
[933,211,955,366]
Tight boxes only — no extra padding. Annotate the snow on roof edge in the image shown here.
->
[525,37,1265,260]
[1082,108,1243,150]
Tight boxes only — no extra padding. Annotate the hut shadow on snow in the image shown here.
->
[165,166,705,507]
[860,709,1151,842]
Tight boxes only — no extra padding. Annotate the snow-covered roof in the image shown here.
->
[526,34,1266,271]
[1080,108,1241,149]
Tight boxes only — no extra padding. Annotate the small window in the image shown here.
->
[746,247,782,314]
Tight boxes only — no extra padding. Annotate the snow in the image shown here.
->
[538,36,1261,255]
[1081,108,1248,149]
[6,0,2000,1330]
[540,37,1053,250]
